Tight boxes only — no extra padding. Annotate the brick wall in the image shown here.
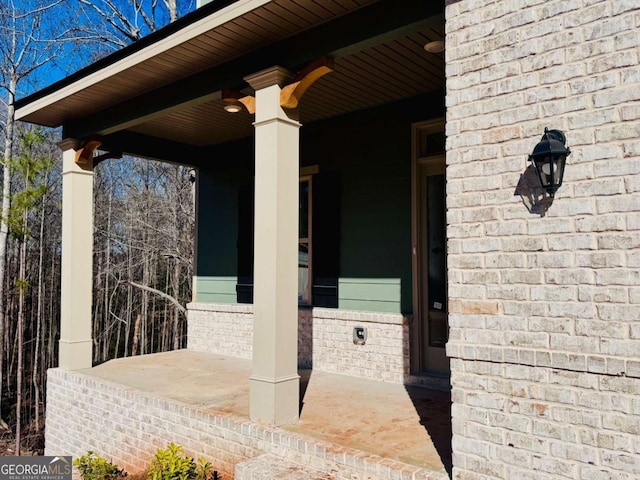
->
[451,360,640,479]
[187,303,409,383]
[312,308,409,383]
[445,0,640,478]
[45,368,445,480]
[45,369,260,478]
[187,303,253,359]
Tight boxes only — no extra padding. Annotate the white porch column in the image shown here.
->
[245,66,300,425]
[58,139,94,370]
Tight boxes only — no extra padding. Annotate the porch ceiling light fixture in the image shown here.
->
[223,102,242,113]
[424,40,445,53]
[222,90,256,114]
[528,128,570,197]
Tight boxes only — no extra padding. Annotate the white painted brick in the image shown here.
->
[550,334,600,353]
[561,162,593,182]
[598,233,640,250]
[45,369,437,480]
[611,0,640,14]
[596,123,640,143]
[547,234,597,251]
[594,157,640,177]
[187,304,409,383]
[587,51,638,75]
[502,301,547,317]
[578,287,629,304]
[597,305,640,322]
[447,0,640,477]
[621,66,640,84]
[575,215,626,233]
[593,85,640,107]
[527,252,575,269]
[529,317,574,335]
[625,175,640,193]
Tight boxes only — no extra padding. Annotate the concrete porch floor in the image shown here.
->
[85,350,452,477]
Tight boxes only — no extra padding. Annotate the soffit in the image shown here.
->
[16,0,445,152]
[128,28,445,146]
[16,0,377,127]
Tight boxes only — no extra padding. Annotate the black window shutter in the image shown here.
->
[312,172,341,308]
[236,183,254,303]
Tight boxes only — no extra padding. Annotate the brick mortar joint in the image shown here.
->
[187,303,408,325]
[313,308,407,325]
[48,369,446,479]
[447,346,640,380]
[187,302,253,313]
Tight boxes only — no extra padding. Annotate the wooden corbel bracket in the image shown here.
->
[237,96,256,114]
[280,56,334,109]
[75,137,102,165]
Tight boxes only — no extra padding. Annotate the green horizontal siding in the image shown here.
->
[194,276,237,304]
[339,278,401,313]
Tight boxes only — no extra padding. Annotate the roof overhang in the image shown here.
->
[16,0,445,162]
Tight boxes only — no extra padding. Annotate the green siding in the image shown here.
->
[301,94,443,314]
[195,140,253,305]
[194,276,237,304]
[192,93,443,312]
[196,170,239,277]
[339,278,401,313]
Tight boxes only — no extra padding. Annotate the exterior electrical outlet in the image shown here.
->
[353,327,367,345]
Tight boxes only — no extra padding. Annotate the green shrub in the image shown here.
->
[147,443,218,480]
[74,452,127,480]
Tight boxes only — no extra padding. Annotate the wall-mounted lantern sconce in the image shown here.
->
[528,128,570,197]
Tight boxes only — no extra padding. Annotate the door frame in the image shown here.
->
[410,118,447,374]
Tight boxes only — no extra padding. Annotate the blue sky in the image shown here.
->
[5,0,196,100]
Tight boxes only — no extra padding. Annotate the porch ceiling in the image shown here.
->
[15,0,444,159]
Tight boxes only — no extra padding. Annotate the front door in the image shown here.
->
[412,120,449,375]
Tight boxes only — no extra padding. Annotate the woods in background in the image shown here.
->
[92,158,194,363]
[0,127,195,453]
[1,0,195,454]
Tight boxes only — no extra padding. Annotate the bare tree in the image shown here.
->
[0,0,194,453]
[74,0,183,51]
[92,159,193,361]
[0,0,70,430]
[8,127,54,453]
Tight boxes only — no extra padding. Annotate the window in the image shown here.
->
[298,176,312,304]
[237,168,339,308]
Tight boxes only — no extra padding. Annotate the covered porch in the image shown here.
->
[47,349,451,479]
[16,0,450,477]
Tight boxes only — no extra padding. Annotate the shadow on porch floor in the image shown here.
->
[85,350,452,477]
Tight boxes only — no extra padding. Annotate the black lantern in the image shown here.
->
[528,128,570,197]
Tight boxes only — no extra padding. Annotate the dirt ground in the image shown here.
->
[0,430,44,456]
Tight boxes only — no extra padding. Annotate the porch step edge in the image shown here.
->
[404,374,451,392]
[235,453,335,480]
